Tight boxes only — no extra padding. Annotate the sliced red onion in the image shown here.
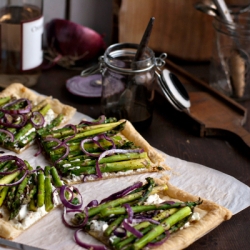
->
[123,204,133,224]
[95,148,144,179]
[132,218,160,225]
[80,134,115,157]
[0,114,27,128]
[59,185,83,209]
[147,230,170,247]
[79,115,106,125]
[98,148,144,162]
[122,219,143,238]
[74,228,107,250]
[161,201,176,205]
[95,160,102,178]
[102,134,115,149]
[80,137,102,157]
[113,227,126,238]
[0,155,27,176]
[43,137,63,150]
[87,200,99,208]
[0,98,31,114]
[30,111,45,128]
[0,129,14,142]
[100,181,142,204]
[34,140,42,156]
[62,207,85,228]
[43,137,69,163]
[0,171,28,186]
[62,124,77,143]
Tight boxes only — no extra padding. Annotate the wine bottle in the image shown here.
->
[0,0,43,88]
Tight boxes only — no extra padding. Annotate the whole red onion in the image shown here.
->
[45,18,106,68]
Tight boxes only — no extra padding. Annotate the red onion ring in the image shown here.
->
[113,227,126,238]
[62,207,85,228]
[30,111,45,128]
[123,204,133,224]
[0,155,27,176]
[0,98,31,114]
[55,142,69,163]
[98,148,144,162]
[132,218,160,225]
[0,113,27,128]
[0,171,28,186]
[122,219,143,238]
[34,139,43,156]
[95,148,144,179]
[0,129,14,142]
[100,181,142,204]
[80,134,115,157]
[74,228,107,250]
[59,185,83,209]
[61,124,77,144]
[80,137,102,157]
[87,200,99,208]
[79,115,106,126]
[43,137,69,163]
[43,137,63,150]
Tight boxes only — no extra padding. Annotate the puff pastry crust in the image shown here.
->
[89,177,232,250]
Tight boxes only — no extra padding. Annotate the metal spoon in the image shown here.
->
[194,0,250,17]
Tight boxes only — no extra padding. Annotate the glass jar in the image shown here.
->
[210,10,250,101]
[0,0,44,88]
[100,43,156,130]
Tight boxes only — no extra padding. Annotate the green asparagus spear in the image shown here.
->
[37,169,45,207]
[50,166,63,187]
[37,114,64,136]
[104,215,126,237]
[44,166,54,212]
[59,152,148,173]
[132,206,192,250]
[9,171,30,219]
[99,200,199,218]
[0,186,9,206]
[28,198,38,212]
[0,170,20,192]
[0,96,11,106]
[67,158,151,176]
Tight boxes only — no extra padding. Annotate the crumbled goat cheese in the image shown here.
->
[144,194,165,205]
[90,220,108,232]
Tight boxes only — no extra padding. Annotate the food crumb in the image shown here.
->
[186,140,190,144]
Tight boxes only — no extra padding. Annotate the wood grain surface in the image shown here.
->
[118,0,214,61]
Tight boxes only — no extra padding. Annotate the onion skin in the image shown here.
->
[46,18,106,63]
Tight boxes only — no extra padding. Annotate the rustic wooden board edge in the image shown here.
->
[164,59,248,124]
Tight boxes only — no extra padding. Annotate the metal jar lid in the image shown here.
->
[157,68,191,112]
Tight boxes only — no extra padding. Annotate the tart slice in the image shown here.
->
[37,116,168,184]
[0,83,76,153]
[0,155,82,240]
[67,177,232,250]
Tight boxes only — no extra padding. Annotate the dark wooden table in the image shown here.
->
[31,61,250,250]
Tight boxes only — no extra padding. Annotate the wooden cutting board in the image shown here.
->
[164,59,250,147]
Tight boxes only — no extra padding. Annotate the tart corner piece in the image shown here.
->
[73,177,232,250]
[0,83,76,153]
[0,83,76,124]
